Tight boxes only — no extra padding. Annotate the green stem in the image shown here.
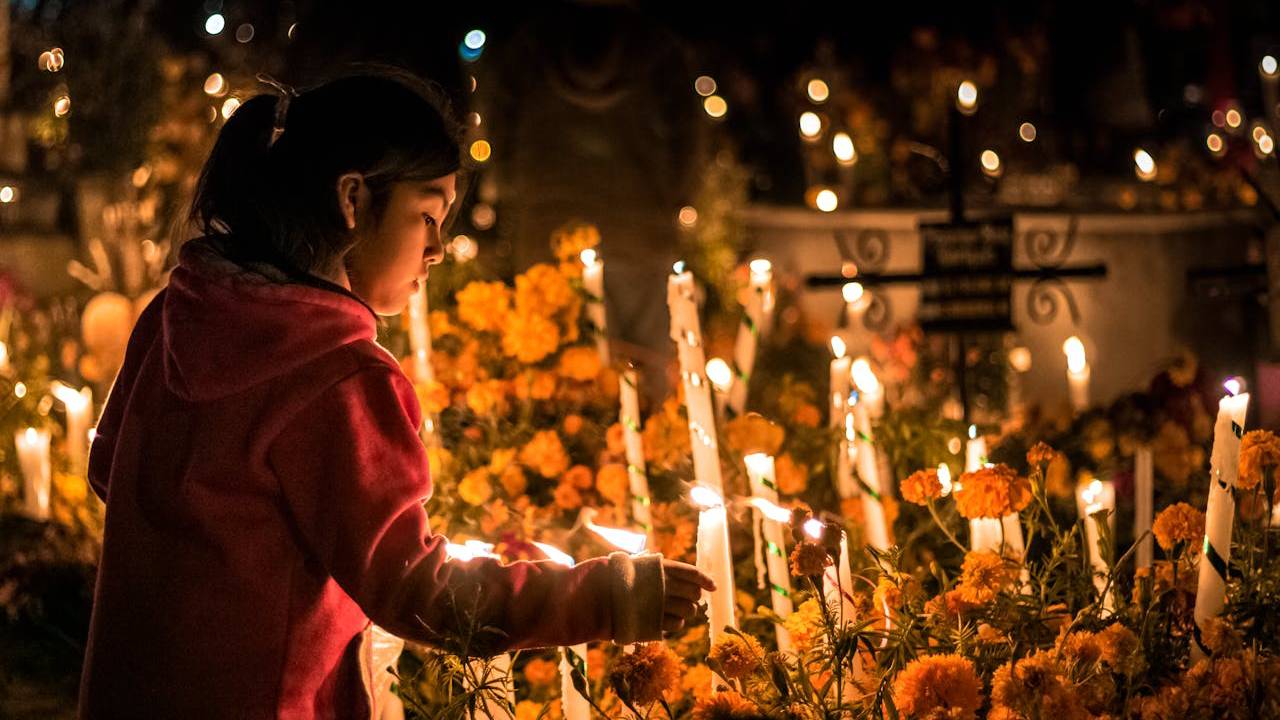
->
[926,500,967,553]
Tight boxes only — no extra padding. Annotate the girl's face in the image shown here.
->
[342,174,456,315]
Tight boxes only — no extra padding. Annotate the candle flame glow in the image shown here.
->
[672,260,686,275]
[749,497,792,524]
[968,424,977,440]
[24,427,38,443]
[705,358,733,392]
[1063,336,1087,374]
[446,541,500,561]
[841,281,864,305]
[690,485,724,508]
[748,258,772,282]
[532,541,576,567]
[851,358,880,393]
[956,80,978,112]
[584,521,648,554]
[937,463,953,496]
[1225,378,1242,396]
[51,382,89,412]
[830,335,847,359]
[579,248,599,267]
[743,452,774,478]
[803,518,825,540]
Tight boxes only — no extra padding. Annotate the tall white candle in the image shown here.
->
[581,248,610,366]
[1193,384,1250,659]
[743,455,795,653]
[52,383,92,476]
[705,357,733,423]
[15,427,51,520]
[727,259,772,417]
[851,397,891,551]
[533,542,591,720]
[1134,446,1154,569]
[842,282,868,355]
[618,367,654,545]
[406,283,438,445]
[830,338,857,500]
[446,542,515,720]
[1063,336,1091,413]
[965,427,1027,559]
[667,264,724,493]
[850,358,884,420]
[691,485,737,651]
[1076,477,1116,611]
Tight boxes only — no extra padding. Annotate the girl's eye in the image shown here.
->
[422,214,437,227]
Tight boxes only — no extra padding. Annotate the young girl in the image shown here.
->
[79,69,713,719]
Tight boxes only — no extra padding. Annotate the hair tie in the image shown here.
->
[256,73,298,147]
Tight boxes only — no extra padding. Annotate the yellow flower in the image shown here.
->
[499,465,527,498]
[488,447,517,474]
[428,309,456,339]
[651,502,696,562]
[514,370,558,401]
[783,599,825,655]
[564,464,594,490]
[643,398,692,472]
[956,551,1019,604]
[562,414,583,437]
[551,223,601,263]
[708,633,764,680]
[954,464,1032,519]
[681,663,715,703]
[1096,623,1142,675]
[427,447,453,479]
[1057,629,1102,664]
[456,280,511,332]
[523,656,560,686]
[1238,429,1280,490]
[515,263,576,317]
[606,423,627,456]
[515,700,550,720]
[991,651,1084,720]
[557,346,601,382]
[607,642,682,706]
[724,413,784,457]
[690,690,759,720]
[554,482,583,511]
[874,572,919,614]
[775,454,808,495]
[459,468,493,506]
[1152,502,1205,551]
[596,464,630,505]
[465,379,507,416]
[901,469,942,506]
[520,430,570,479]
[415,379,451,414]
[891,653,982,720]
[502,311,560,364]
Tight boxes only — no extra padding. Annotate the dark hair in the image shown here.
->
[190,66,464,276]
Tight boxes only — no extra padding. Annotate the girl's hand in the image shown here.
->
[661,559,716,634]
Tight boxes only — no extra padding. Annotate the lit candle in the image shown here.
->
[406,283,438,445]
[1134,445,1154,569]
[581,248,610,365]
[851,393,891,551]
[850,357,884,419]
[1193,381,1250,659]
[533,542,591,720]
[667,263,724,493]
[0,341,9,372]
[964,425,986,473]
[618,367,654,545]
[1076,477,1117,611]
[842,282,867,354]
[829,338,857,499]
[804,518,856,626]
[52,382,92,476]
[965,427,1027,560]
[691,485,737,651]
[705,357,733,422]
[1063,336,1090,413]
[446,542,516,720]
[727,259,772,417]
[743,455,795,653]
[14,427,51,520]
[580,509,650,555]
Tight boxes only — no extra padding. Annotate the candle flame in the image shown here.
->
[584,521,648,554]
[690,485,724,508]
[672,260,686,275]
[803,518,825,540]
[830,335,847,359]
[532,541,576,567]
[52,382,89,412]
[1062,336,1087,374]
[88,427,97,443]
[851,358,880,393]
[24,427,38,443]
[1224,378,1242,396]
[1082,478,1103,506]
[748,258,772,282]
[446,541,500,562]
[579,248,599,267]
[968,424,977,440]
[841,281,864,305]
[705,358,733,392]
[748,497,792,523]
[937,463,953,496]
[743,452,774,478]
[844,412,856,442]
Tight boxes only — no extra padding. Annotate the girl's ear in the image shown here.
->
[336,172,370,230]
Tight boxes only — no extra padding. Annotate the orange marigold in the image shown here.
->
[957,551,1019,604]
[520,430,570,479]
[789,542,831,577]
[515,262,576,317]
[554,482,583,511]
[557,345,602,383]
[502,311,560,364]
[775,454,808,495]
[690,690,760,720]
[605,422,627,456]
[708,633,764,680]
[891,653,982,720]
[724,412,785,457]
[782,599,826,655]
[1238,429,1280,491]
[456,280,512,332]
[522,656,559,686]
[1027,441,1059,467]
[564,464,594,490]
[954,464,1032,519]
[1152,502,1205,552]
[415,379,451,415]
[458,468,493,507]
[607,642,682,706]
[465,379,507,417]
[596,463,630,505]
[991,651,1086,720]
[901,469,943,506]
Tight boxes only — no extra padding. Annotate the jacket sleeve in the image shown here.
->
[267,362,665,652]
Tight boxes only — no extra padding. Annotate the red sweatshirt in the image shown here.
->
[79,239,664,719]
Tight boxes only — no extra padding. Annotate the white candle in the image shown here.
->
[727,259,772,417]
[842,282,868,354]
[691,485,737,650]
[850,358,884,420]
[851,396,891,551]
[964,425,986,473]
[52,383,92,476]
[804,518,856,626]
[1193,384,1250,658]
[829,338,857,500]
[581,248,610,365]
[15,427,51,520]
[406,283,438,445]
[1134,446,1154,569]
[667,264,724,493]
[743,455,795,653]
[965,427,1027,560]
[1076,477,1117,611]
[705,357,733,422]
[533,542,591,720]
[0,341,8,372]
[1063,336,1091,413]
[446,542,515,720]
[618,367,654,545]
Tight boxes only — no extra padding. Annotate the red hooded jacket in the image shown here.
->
[78,239,664,719]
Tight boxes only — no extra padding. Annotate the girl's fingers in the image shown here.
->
[664,599,699,620]
[663,560,717,591]
[666,578,704,603]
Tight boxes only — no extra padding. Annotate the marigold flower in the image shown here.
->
[562,413,583,436]
[557,345,602,382]
[606,422,627,456]
[690,690,760,720]
[1027,441,1059,467]
[498,465,526,499]
[502,310,560,364]
[789,541,831,577]
[954,464,1032,519]
[522,656,559,686]
[901,469,943,506]
[465,379,507,417]
[890,653,982,720]
[1238,429,1280,490]
[956,551,1019,604]
[553,482,583,511]
[775,454,808,495]
[1152,502,1205,552]
[724,413,785,457]
[991,651,1084,720]
[515,262,576,318]
[458,468,493,506]
[520,430,570,479]
[563,464,594,490]
[415,379,450,415]
[782,599,825,655]
[708,633,764,680]
[456,280,511,332]
[596,463,630,505]
[607,642,682,706]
